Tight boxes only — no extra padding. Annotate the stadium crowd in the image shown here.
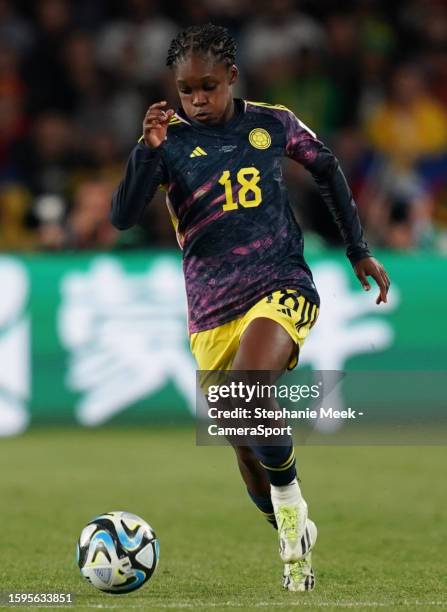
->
[0,0,446,252]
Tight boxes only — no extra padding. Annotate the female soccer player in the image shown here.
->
[111,24,390,593]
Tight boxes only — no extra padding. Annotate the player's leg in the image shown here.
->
[190,321,278,528]
[232,317,299,487]
[231,316,305,535]
[233,445,277,529]
[231,317,316,591]
[190,302,317,589]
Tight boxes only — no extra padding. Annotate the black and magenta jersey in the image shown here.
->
[111,99,370,333]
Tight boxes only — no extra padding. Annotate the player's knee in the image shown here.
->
[234,445,256,466]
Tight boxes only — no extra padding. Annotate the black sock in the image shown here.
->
[252,444,297,486]
[247,489,277,529]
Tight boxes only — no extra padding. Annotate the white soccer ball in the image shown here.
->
[77,511,159,594]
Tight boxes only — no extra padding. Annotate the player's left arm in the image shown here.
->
[284,112,390,305]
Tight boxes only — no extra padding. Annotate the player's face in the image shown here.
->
[174,53,238,125]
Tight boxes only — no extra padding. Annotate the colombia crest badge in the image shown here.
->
[249,128,271,150]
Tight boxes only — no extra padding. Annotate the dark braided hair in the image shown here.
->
[166,23,237,69]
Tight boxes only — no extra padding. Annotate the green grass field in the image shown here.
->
[0,427,445,611]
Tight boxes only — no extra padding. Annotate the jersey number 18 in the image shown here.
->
[218,167,262,211]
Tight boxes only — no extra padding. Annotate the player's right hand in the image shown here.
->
[143,101,175,148]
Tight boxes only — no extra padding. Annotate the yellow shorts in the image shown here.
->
[190,289,318,372]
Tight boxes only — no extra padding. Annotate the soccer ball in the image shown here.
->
[77,511,159,594]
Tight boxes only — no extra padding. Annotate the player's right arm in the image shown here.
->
[110,102,174,230]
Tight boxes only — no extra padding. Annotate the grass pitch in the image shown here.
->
[0,427,445,611]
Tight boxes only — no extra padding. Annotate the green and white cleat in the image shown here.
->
[282,519,317,592]
[275,498,308,563]
[283,554,315,592]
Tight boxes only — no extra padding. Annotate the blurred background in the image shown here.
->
[0,0,446,252]
[0,0,446,435]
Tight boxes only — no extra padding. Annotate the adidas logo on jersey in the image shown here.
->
[277,307,292,317]
[190,147,207,157]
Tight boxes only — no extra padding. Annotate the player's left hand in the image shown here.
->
[354,257,390,305]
